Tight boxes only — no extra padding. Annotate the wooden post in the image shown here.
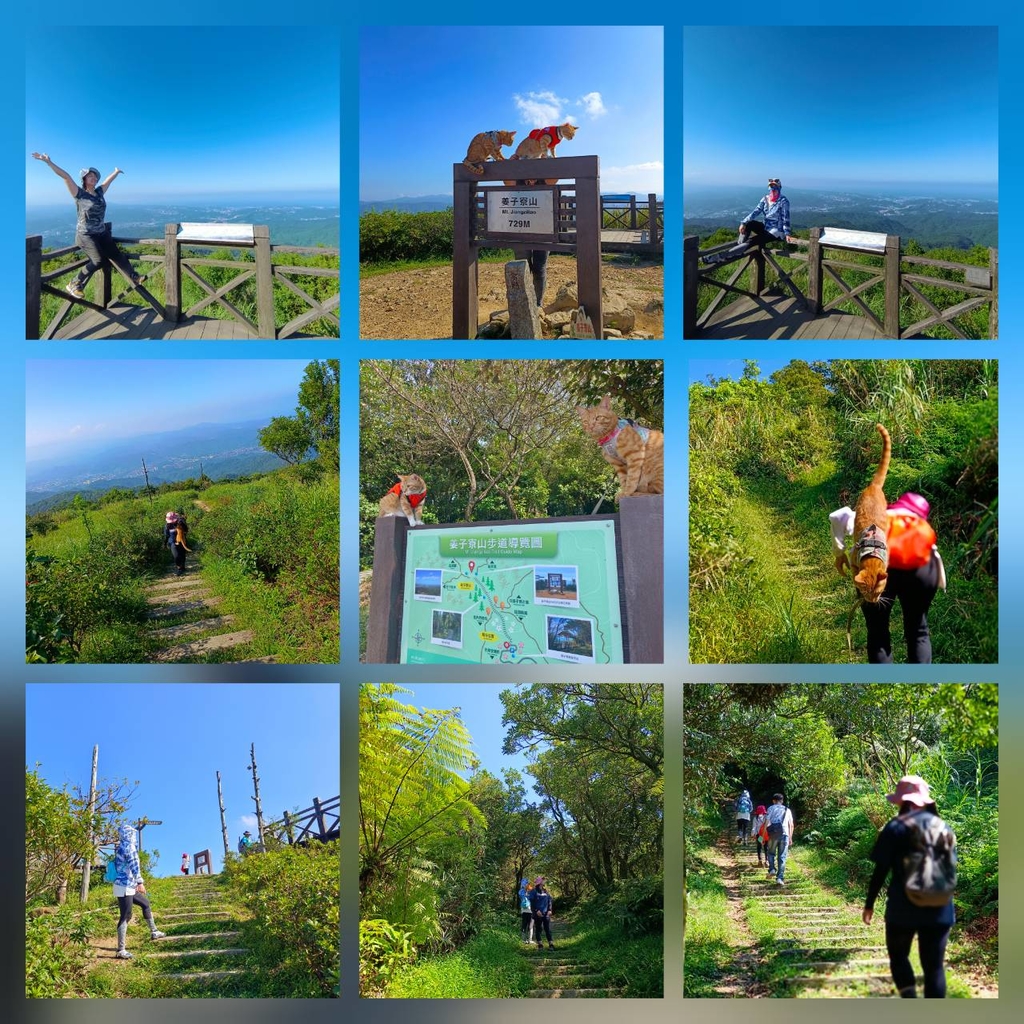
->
[79,745,99,903]
[366,515,409,663]
[647,194,658,242]
[617,496,664,663]
[988,247,998,339]
[248,743,266,847]
[575,165,603,339]
[452,176,478,339]
[164,224,181,322]
[884,234,900,337]
[253,225,276,338]
[629,195,637,229]
[26,235,42,339]
[313,796,327,840]
[100,223,113,308]
[807,227,823,314]
[683,235,699,337]
[505,260,542,338]
[283,810,294,845]
[216,770,229,861]
[753,246,765,295]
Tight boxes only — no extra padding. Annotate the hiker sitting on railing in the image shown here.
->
[702,177,795,266]
[31,152,142,299]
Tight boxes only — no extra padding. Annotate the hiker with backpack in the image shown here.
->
[163,510,190,576]
[830,492,946,663]
[518,878,535,944]
[734,789,753,843]
[764,793,794,885]
[862,775,957,998]
[111,823,165,959]
[751,804,769,866]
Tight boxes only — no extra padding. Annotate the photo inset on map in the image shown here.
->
[359,682,664,997]
[683,26,997,340]
[360,359,664,664]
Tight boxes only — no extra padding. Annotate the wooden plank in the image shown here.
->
[253,225,276,338]
[617,496,663,663]
[452,177,477,339]
[989,248,998,337]
[271,264,340,278]
[900,280,967,340]
[270,245,340,256]
[365,516,409,663]
[884,234,900,337]
[26,235,42,339]
[39,243,80,260]
[902,253,987,271]
[900,272,990,296]
[683,235,699,336]
[164,224,181,321]
[454,154,600,184]
[901,295,989,338]
[821,257,884,276]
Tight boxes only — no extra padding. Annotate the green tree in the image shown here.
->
[260,359,339,472]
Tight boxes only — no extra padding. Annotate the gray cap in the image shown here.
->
[80,167,100,182]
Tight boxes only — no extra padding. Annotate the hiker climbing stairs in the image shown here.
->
[523,921,623,998]
[144,571,275,663]
[140,875,252,989]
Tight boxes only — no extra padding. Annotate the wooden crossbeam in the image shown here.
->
[900,294,988,338]
[900,280,967,340]
[763,248,807,308]
[697,256,757,327]
[822,264,884,332]
[182,264,258,333]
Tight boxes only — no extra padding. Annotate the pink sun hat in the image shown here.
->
[888,492,930,518]
[165,511,179,523]
[886,775,932,807]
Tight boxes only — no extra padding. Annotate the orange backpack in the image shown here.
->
[886,512,936,570]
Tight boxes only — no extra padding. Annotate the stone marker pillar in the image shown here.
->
[505,260,542,339]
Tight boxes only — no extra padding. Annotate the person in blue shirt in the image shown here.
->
[530,878,556,950]
[739,178,794,246]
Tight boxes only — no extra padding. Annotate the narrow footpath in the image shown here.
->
[522,920,623,998]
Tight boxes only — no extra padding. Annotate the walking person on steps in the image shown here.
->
[530,877,556,950]
[163,511,190,576]
[112,823,165,958]
[751,804,769,866]
[734,788,753,844]
[765,793,794,885]
[31,152,142,299]
[862,775,957,998]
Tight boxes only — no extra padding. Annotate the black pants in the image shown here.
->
[885,922,950,997]
[736,817,751,840]
[861,553,941,663]
[512,248,548,306]
[534,913,552,944]
[74,231,138,288]
[117,891,154,927]
[521,911,533,940]
[169,541,187,571]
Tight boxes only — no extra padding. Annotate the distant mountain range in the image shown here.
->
[26,419,285,510]
[27,200,339,249]
[684,185,998,250]
[361,191,665,215]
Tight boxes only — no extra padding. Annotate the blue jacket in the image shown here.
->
[744,193,791,239]
[114,823,143,888]
[530,888,553,915]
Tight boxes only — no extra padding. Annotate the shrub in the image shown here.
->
[360,918,416,996]
[25,905,95,998]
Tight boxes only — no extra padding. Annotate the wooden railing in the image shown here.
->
[601,193,664,248]
[263,794,339,846]
[27,223,339,340]
[684,231,998,339]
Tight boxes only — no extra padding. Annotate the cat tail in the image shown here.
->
[871,424,891,488]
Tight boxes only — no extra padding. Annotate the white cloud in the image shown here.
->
[240,814,258,827]
[69,424,82,435]
[578,92,607,118]
[600,161,665,195]
[513,91,567,126]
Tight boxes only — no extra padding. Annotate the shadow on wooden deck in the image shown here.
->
[700,293,888,340]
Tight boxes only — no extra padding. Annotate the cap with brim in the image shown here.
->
[755,805,767,814]
[889,492,930,518]
[80,167,100,181]
[886,774,932,807]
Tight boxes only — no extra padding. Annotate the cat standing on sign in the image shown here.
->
[577,396,663,500]
[378,474,428,526]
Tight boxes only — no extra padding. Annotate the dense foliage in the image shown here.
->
[359,684,664,997]
[690,359,997,663]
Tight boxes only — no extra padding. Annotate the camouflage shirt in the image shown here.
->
[75,185,106,236]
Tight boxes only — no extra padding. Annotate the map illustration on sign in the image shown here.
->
[400,520,624,664]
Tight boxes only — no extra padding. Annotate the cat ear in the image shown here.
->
[600,395,611,409]
[853,570,868,585]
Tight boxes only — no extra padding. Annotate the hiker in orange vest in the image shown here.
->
[830,493,946,663]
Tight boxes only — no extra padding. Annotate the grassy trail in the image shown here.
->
[687,826,992,998]
[691,477,856,663]
[521,920,623,998]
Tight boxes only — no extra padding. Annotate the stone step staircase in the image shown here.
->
[522,922,623,998]
[144,572,259,663]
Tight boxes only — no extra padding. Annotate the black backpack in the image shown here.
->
[900,810,957,908]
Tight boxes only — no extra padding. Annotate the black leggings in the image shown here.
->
[885,922,950,997]
[861,553,941,663]
[117,891,153,926]
[534,913,552,943]
[75,231,138,288]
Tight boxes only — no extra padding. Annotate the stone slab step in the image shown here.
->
[149,615,238,640]
[783,974,893,986]
[785,959,892,969]
[147,588,212,605]
[146,577,205,595]
[156,931,240,942]
[778,926,872,934]
[148,597,223,619]
[161,970,246,980]
[225,656,278,663]
[149,948,248,958]
[527,988,622,998]
[152,630,254,662]
[159,911,232,920]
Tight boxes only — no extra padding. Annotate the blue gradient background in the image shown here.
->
[0,2,1016,1023]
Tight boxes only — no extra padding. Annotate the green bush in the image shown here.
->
[225,841,339,997]
[25,906,96,998]
[360,918,416,996]
[360,208,455,264]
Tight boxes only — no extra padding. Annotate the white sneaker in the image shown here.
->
[115,948,133,959]
[66,281,85,300]
[150,930,166,939]
[776,878,785,886]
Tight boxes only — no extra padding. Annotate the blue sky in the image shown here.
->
[684,26,998,189]
[26,359,308,452]
[689,358,799,384]
[359,26,663,199]
[25,27,339,205]
[398,684,533,781]
[26,684,339,876]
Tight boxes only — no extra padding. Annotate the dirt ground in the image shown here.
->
[360,255,664,340]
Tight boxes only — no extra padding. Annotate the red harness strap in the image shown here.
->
[529,126,563,152]
[389,481,426,508]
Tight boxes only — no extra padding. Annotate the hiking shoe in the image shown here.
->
[149,930,166,939]
[548,943,556,950]
[115,948,133,959]
[776,878,785,886]
[66,281,85,300]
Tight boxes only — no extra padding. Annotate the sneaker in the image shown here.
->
[776,878,785,886]
[66,281,85,300]
[766,870,775,879]
[131,274,143,287]
[548,943,556,950]
[115,948,133,959]
[150,930,166,939]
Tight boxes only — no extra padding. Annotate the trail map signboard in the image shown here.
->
[399,520,624,664]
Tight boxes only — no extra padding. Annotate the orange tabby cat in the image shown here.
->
[577,396,664,499]
[463,130,516,175]
[840,423,891,603]
[505,123,579,185]
[378,474,428,526]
